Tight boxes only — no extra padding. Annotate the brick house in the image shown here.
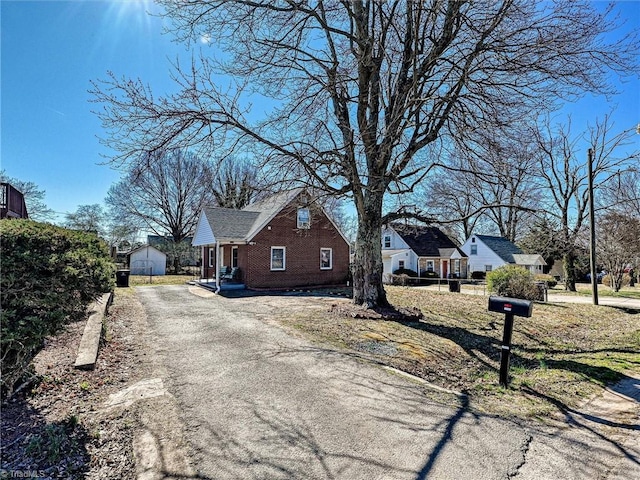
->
[192,189,350,291]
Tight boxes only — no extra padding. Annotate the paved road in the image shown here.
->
[545,293,640,309]
[420,284,640,309]
[137,285,639,479]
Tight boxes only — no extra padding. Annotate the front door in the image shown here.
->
[442,260,448,279]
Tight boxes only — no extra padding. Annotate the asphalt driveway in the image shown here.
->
[136,285,639,479]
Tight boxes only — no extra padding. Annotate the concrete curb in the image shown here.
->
[74,292,113,370]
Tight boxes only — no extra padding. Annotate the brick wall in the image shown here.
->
[245,202,350,289]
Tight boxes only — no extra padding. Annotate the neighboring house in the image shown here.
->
[460,234,546,275]
[381,223,468,282]
[192,189,350,291]
[1,183,28,219]
[128,245,167,276]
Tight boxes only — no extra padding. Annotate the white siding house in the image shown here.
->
[461,235,509,274]
[381,226,418,280]
[461,234,546,275]
[129,245,167,276]
[382,224,467,282]
[513,254,547,274]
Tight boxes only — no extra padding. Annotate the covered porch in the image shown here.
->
[196,243,245,293]
[191,205,257,293]
[418,249,468,279]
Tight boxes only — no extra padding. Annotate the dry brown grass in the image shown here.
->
[127,274,197,287]
[275,286,640,420]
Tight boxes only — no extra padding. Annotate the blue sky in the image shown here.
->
[1,1,639,223]
[2,0,182,221]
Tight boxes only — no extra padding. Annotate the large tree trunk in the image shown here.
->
[352,191,388,308]
[563,252,577,292]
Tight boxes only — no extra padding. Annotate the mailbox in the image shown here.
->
[488,296,534,387]
[488,296,533,318]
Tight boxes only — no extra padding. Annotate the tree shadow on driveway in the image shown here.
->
[202,342,527,480]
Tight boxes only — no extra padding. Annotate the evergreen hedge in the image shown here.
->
[1,220,114,397]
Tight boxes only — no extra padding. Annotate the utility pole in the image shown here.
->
[588,148,599,306]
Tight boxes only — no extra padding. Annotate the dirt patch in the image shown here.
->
[0,290,193,479]
[329,302,424,321]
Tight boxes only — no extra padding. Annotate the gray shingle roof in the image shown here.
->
[391,223,465,258]
[202,188,304,242]
[202,207,261,242]
[242,188,304,240]
[475,234,523,263]
[513,254,547,266]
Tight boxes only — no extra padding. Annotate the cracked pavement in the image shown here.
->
[136,285,639,479]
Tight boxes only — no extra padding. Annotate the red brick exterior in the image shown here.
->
[202,196,350,289]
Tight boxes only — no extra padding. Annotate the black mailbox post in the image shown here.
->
[488,296,533,387]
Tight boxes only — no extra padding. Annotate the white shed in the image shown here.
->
[128,245,166,276]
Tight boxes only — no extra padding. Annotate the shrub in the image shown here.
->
[392,268,418,285]
[419,271,439,279]
[471,271,486,280]
[534,274,558,288]
[392,268,418,277]
[1,220,114,397]
[416,270,439,285]
[487,265,539,300]
[601,274,631,291]
[391,273,410,286]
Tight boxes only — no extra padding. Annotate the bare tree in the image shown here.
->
[599,168,640,219]
[0,170,55,222]
[106,149,217,271]
[597,168,640,287]
[212,157,262,209]
[422,155,484,244]
[533,114,639,291]
[597,212,640,291]
[105,222,141,252]
[469,131,542,242]
[426,129,542,242]
[92,0,639,307]
[419,129,541,244]
[64,204,107,236]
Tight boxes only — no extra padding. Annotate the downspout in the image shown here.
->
[215,242,221,294]
[201,246,205,280]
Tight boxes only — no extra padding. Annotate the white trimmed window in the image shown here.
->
[471,245,478,255]
[454,259,460,275]
[383,235,391,248]
[426,260,435,272]
[297,208,310,229]
[271,247,286,271]
[398,260,405,269]
[485,265,492,272]
[320,248,332,270]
